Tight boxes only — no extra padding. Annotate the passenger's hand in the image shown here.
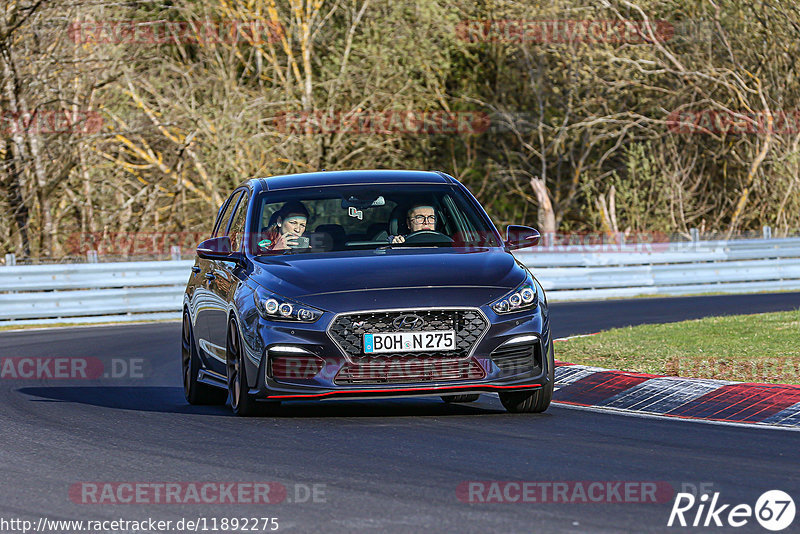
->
[284,233,300,248]
[272,233,290,250]
[391,235,405,244]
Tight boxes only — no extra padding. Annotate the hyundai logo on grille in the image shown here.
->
[392,314,425,330]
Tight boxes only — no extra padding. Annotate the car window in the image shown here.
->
[213,191,242,237]
[251,183,501,255]
[227,192,249,252]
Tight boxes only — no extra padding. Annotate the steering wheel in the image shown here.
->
[402,230,454,244]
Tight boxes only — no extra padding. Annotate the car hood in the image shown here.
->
[250,248,526,311]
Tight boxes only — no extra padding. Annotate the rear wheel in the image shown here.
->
[499,341,554,413]
[182,312,227,405]
[441,394,480,403]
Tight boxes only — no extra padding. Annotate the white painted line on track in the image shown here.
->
[553,333,600,342]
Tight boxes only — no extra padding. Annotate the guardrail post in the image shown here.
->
[690,228,699,250]
[763,225,772,239]
[543,232,556,251]
[87,250,98,263]
[4,253,15,266]
[170,245,181,261]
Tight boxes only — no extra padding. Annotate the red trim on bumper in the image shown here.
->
[265,383,542,400]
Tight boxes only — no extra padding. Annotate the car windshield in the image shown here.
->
[250,183,501,255]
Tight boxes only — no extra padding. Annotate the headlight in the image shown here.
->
[253,286,323,323]
[490,276,538,314]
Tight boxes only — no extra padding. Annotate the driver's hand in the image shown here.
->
[391,235,405,244]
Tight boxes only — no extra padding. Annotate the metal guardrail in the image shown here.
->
[0,261,193,325]
[1,237,799,325]
[516,236,800,301]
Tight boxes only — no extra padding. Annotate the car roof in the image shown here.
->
[245,170,453,192]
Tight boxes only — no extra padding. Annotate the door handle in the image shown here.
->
[204,272,216,281]
[191,266,201,273]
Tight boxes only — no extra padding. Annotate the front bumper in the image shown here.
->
[237,305,551,401]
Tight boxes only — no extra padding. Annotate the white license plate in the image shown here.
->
[363,330,457,354]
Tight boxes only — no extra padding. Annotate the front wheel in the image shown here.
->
[499,341,554,413]
[226,319,262,416]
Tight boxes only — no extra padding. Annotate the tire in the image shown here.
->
[182,312,227,405]
[226,319,262,416]
[441,394,480,403]
[499,340,554,413]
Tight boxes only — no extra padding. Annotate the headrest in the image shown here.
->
[314,224,345,239]
[388,205,408,236]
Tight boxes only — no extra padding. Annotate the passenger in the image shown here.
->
[259,201,310,251]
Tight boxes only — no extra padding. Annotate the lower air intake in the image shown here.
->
[335,356,486,385]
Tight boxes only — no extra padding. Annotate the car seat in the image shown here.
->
[314,224,346,250]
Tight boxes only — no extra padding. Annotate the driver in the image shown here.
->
[390,204,437,244]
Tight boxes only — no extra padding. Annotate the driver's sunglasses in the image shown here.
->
[410,215,437,224]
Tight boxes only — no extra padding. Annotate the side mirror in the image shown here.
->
[505,225,540,250]
[196,236,245,265]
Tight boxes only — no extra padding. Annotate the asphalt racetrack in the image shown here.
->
[1,292,798,533]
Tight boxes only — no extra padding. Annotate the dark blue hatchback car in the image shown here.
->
[182,170,552,415]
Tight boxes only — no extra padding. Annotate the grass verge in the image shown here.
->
[555,310,800,384]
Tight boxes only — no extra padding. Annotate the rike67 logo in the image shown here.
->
[668,490,795,531]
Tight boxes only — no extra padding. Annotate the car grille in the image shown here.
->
[327,308,488,362]
[489,340,542,378]
[335,356,486,385]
